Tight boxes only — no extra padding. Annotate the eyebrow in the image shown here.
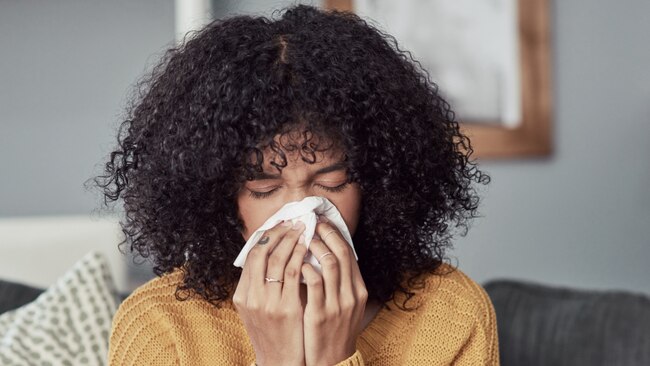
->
[250,161,348,181]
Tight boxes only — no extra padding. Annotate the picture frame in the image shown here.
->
[324,0,553,159]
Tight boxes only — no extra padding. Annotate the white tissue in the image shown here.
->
[232,196,357,280]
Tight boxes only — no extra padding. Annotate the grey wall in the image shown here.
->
[2,0,648,294]
[0,0,175,217]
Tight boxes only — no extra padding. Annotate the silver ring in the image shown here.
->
[321,229,337,242]
[318,252,333,263]
[264,277,284,283]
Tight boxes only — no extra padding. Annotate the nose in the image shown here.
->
[285,185,316,204]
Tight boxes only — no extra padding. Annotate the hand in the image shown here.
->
[300,220,368,366]
[233,220,308,366]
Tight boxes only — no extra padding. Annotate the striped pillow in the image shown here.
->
[0,251,119,365]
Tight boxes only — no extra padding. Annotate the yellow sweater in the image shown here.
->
[108,263,499,365]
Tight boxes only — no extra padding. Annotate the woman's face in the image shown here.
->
[237,134,362,242]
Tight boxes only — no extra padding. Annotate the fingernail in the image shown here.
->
[299,234,305,244]
[281,220,292,227]
[319,216,329,223]
[292,221,305,230]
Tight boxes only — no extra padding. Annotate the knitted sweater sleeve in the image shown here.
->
[335,270,499,366]
[107,289,179,366]
[449,282,500,365]
[396,270,500,366]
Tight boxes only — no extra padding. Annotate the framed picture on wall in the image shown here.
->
[324,0,553,159]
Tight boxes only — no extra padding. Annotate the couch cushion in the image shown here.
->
[0,251,119,365]
[484,280,650,366]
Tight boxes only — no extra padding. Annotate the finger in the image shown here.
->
[314,222,353,293]
[307,237,340,307]
[232,260,250,310]
[281,235,308,302]
[237,255,250,289]
[350,254,366,298]
[301,262,325,308]
[246,220,294,287]
[265,221,306,282]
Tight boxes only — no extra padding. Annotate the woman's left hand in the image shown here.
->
[300,220,368,366]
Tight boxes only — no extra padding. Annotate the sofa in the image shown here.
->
[484,279,650,366]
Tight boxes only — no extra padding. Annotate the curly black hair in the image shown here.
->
[90,4,490,310]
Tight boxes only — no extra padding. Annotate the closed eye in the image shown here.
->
[247,182,349,200]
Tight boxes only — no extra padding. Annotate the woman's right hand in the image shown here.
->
[233,220,308,366]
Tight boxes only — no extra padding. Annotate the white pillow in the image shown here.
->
[0,251,119,365]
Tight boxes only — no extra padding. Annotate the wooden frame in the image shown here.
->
[324,0,553,159]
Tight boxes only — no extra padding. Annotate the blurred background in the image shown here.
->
[1,0,649,299]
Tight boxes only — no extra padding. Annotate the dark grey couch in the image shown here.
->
[0,279,44,315]
[483,280,650,366]
[0,279,130,314]
[2,278,649,365]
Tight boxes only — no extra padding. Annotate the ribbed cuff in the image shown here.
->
[253,350,364,366]
[333,349,364,366]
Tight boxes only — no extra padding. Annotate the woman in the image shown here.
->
[97,4,497,365]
